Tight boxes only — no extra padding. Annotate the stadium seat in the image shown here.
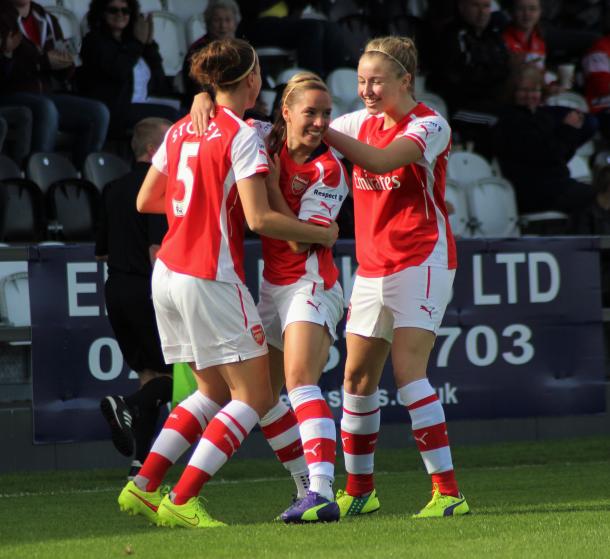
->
[332,98,348,119]
[151,11,187,76]
[327,68,359,107]
[26,153,79,194]
[348,97,363,112]
[0,155,21,181]
[445,179,472,238]
[417,92,448,119]
[466,177,521,237]
[83,152,130,192]
[0,178,44,242]
[545,92,589,112]
[256,47,297,83]
[519,210,570,235]
[594,149,610,171]
[185,13,206,45]
[0,272,30,327]
[258,88,277,115]
[60,0,89,26]
[447,151,492,187]
[166,0,208,22]
[276,67,308,85]
[413,73,427,96]
[567,154,592,183]
[138,0,164,13]
[46,178,100,241]
[45,5,81,45]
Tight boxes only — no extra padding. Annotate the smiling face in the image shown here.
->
[103,0,131,35]
[283,88,332,153]
[357,54,410,116]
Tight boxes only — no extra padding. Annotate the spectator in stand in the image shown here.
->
[236,1,358,78]
[583,22,610,141]
[181,0,240,108]
[0,0,109,167]
[79,0,180,137]
[96,117,173,482]
[537,0,599,64]
[494,64,596,216]
[0,9,32,167]
[427,0,510,156]
[502,0,546,70]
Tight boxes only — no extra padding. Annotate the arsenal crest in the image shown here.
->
[251,324,266,346]
[291,174,309,195]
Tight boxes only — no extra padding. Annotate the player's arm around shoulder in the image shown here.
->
[325,126,423,174]
[237,174,338,248]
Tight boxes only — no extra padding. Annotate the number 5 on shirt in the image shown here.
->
[173,142,200,217]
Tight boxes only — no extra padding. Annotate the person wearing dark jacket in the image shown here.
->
[494,64,596,215]
[96,117,173,481]
[80,0,180,136]
[427,0,510,156]
[0,0,109,166]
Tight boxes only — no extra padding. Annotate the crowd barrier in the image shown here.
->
[0,238,605,443]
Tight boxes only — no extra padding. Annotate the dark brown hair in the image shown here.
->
[190,38,256,92]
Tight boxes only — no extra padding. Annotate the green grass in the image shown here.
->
[1,438,609,559]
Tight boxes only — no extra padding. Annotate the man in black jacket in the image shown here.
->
[427,0,510,155]
[96,117,172,480]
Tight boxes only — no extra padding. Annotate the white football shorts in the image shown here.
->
[152,259,268,370]
[257,279,344,351]
[346,265,455,343]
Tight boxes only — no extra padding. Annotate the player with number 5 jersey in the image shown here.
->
[120,38,338,529]
[325,36,470,519]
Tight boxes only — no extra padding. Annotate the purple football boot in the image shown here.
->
[280,490,340,524]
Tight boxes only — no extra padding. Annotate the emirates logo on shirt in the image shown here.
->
[251,324,266,346]
[291,175,309,195]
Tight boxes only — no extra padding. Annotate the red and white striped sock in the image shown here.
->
[398,379,459,497]
[289,385,336,501]
[172,400,259,505]
[134,391,220,492]
[260,400,309,498]
[341,390,380,497]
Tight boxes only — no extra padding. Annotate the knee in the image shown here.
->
[343,367,377,395]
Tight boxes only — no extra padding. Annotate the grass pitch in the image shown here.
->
[0,437,608,559]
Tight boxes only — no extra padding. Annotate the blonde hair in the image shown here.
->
[266,71,330,155]
[362,36,418,86]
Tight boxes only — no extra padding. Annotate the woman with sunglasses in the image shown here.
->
[80,0,180,136]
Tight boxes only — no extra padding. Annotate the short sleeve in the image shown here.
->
[398,115,451,163]
[151,129,170,175]
[330,109,369,139]
[231,125,269,181]
[298,159,349,227]
[246,118,273,140]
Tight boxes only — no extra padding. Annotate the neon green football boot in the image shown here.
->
[335,488,381,518]
[412,484,470,518]
[118,481,167,524]
[157,495,227,528]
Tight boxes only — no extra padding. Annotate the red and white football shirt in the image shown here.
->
[583,37,610,112]
[330,104,456,278]
[152,107,268,284]
[261,142,349,289]
[502,25,546,69]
